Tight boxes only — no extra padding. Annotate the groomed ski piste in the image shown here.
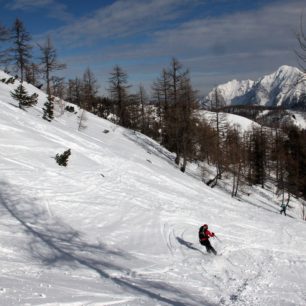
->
[0,71,305,306]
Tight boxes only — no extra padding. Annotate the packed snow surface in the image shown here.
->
[0,73,306,305]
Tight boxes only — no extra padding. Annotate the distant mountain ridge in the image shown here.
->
[205,65,306,109]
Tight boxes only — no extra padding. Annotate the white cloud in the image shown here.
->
[91,0,305,94]
[51,0,306,95]
[7,0,53,10]
[52,0,199,46]
[7,0,73,22]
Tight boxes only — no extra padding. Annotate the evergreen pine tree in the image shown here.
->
[42,94,54,121]
[29,92,38,105]
[55,149,71,167]
[10,84,37,109]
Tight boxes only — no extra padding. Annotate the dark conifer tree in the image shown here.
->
[42,95,54,121]
[55,149,71,167]
[10,84,37,109]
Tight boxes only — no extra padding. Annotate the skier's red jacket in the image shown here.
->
[199,228,215,241]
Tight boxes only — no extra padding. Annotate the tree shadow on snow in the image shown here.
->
[0,181,216,306]
[123,130,176,165]
[237,194,282,215]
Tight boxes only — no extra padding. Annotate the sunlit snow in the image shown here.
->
[0,73,305,306]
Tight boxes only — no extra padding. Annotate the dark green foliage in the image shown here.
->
[10,84,38,109]
[65,105,75,112]
[28,92,38,106]
[6,77,16,84]
[1,77,16,84]
[10,84,27,106]
[55,149,71,167]
[42,95,54,121]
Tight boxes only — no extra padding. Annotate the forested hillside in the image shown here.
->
[0,68,306,305]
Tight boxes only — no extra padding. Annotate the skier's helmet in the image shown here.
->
[203,224,208,229]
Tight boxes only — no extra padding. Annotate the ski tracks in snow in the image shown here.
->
[214,246,306,306]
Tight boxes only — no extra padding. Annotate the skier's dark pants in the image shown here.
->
[201,240,217,255]
[280,208,286,216]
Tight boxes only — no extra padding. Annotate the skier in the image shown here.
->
[280,203,287,216]
[199,224,217,255]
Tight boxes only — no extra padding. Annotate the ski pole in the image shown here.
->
[214,235,222,242]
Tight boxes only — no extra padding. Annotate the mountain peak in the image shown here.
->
[205,65,306,108]
[276,65,300,73]
[204,78,254,106]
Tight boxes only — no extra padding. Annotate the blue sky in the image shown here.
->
[0,0,305,96]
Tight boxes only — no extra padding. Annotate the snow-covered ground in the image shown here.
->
[0,73,306,306]
[197,110,260,133]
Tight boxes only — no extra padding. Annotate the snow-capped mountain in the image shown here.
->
[205,79,254,106]
[205,65,306,108]
[1,71,306,305]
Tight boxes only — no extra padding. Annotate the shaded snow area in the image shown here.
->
[0,75,306,306]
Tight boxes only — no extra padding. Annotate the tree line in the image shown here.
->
[0,18,65,120]
[1,18,306,219]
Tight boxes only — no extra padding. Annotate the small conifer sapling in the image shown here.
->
[43,95,54,121]
[55,149,71,167]
[10,84,38,109]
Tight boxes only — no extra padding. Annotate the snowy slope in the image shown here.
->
[0,75,306,306]
[205,65,306,108]
[198,110,261,133]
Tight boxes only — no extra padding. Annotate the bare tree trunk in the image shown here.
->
[234,163,241,197]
